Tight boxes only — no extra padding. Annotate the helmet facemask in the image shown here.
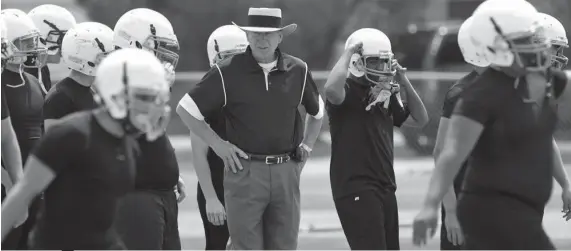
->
[127,87,171,141]
[356,52,396,86]
[212,39,246,65]
[549,42,568,70]
[1,38,14,72]
[41,19,67,56]
[137,25,180,70]
[490,17,552,72]
[9,32,48,68]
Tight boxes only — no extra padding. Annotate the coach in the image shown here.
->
[177,7,324,250]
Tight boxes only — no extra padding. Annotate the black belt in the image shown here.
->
[248,153,292,165]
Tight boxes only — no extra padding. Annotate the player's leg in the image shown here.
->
[383,191,400,250]
[334,190,387,250]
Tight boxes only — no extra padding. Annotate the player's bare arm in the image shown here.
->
[1,117,23,186]
[397,72,429,127]
[1,155,55,240]
[324,42,362,105]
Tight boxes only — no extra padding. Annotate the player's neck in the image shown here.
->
[69,70,95,87]
[93,109,126,138]
[4,64,20,73]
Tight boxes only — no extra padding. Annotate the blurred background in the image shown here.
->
[3,0,570,249]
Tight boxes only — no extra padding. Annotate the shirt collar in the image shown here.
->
[244,46,286,72]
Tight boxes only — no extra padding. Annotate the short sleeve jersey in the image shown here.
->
[43,77,97,120]
[440,71,479,192]
[31,110,136,249]
[326,78,410,199]
[1,70,44,158]
[453,68,564,209]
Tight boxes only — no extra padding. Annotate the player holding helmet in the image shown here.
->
[1,48,171,250]
[414,0,571,249]
[324,27,428,249]
[112,8,183,250]
[43,22,114,131]
[26,4,77,93]
[191,24,248,250]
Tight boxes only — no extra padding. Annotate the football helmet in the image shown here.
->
[113,8,179,68]
[93,48,170,141]
[61,22,114,76]
[470,0,551,71]
[1,9,48,67]
[1,17,14,72]
[458,16,490,67]
[28,4,76,56]
[538,13,568,69]
[207,25,248,67]
[345,28,395,85]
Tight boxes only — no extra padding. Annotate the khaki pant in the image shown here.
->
[224,158,301,250]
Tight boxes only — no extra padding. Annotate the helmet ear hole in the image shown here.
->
[135,41,143,49]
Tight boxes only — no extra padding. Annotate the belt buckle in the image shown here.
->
[265,156,283,165]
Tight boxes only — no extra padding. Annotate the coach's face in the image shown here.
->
[246,31,282,57]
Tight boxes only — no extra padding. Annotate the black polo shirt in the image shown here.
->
[135,134,180,190]
[1,70,44,160]
[25,65,52,94]
[454,68,565,210]
[441,71,479,194]
[327,78,410,200]
[43,77,97,120]
[30,110,135,250]
[186,47,321,154]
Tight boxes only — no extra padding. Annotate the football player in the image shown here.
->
[43,22,114,131]
[324,28,428,250]
[0,9,47,250]
[112,8,183,250]
[413,0,571,249]
[192,24,248,250]
[26,4,77,94]
[1,16,24,203]
[433,15,490,250]
[1,48,171,250]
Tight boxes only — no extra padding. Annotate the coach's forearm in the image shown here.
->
[302,115,323,149]
[177,108,224,149]
[553,139,570,190]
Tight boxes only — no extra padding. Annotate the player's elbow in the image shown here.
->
[325,86,344,105]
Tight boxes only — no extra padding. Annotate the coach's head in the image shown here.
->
[232,8,296,63]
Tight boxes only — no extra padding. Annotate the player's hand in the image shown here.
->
[444,211,464,246]
[164,62,176,87]
[345,41,363,56]
[206,198,226,226]
[562,187,571,221]
[211,139,248,174]
[392,59,407,74]
[412,205,439,246]
[175,176,187,203]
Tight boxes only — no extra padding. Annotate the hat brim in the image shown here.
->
[232,22,297,36]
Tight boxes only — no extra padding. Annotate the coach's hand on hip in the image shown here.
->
[412,205,439,246]
[211,139,249,173]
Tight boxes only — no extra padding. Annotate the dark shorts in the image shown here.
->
[457,192,554,250]
[115,189,181,250]
[334,189,400,250]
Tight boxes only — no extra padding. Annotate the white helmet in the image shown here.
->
[538,13,568,69]
[61,22,114,76]
[113,8,179,68]
[458,16,490,67]
[1,9,48,67]
[207,25,248,67]
[28,4,76,56]
[93,48,170,141]
[470,0,551,71]
[345,28,395,85]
